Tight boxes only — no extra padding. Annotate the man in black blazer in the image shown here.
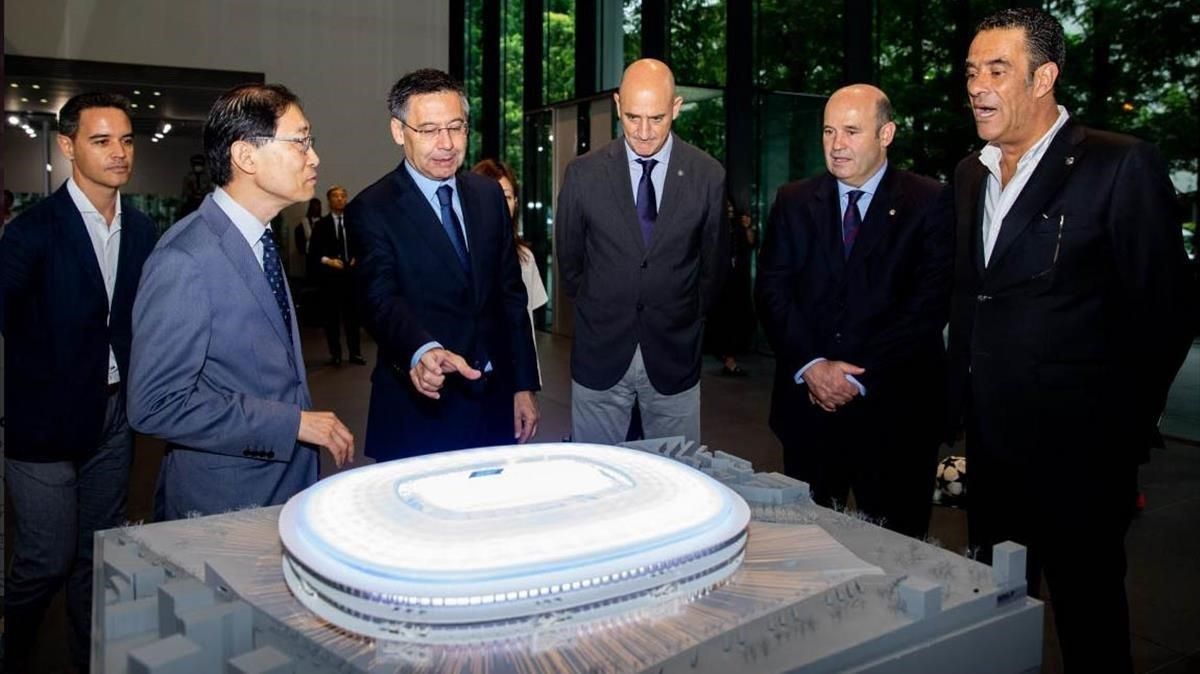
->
[756,85,952,538]
[348,69,539,462]
[0,93,156,672]
[556,59,726,445]
[308,185,364,365]
[948,9,1192,672]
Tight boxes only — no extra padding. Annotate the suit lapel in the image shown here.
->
[650,136,685,252]
[201,198,294,351]
[954,158,988,277]
[456,172,485,302]
[54,187,108,301]
[987,122,1084,269]
[390,164,471,288]
[810,175,845,278]
[848,167,899,263]
[602,140,646,253]
[113,203,143,309]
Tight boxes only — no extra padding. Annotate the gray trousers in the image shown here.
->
[571,346,701,445]
[4,388,133,672]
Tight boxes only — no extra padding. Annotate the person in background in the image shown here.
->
[705,203,758,376]
[308,185,365,365]
[296,196,320,258]
[472,158,548,382]
[180,152,212,215]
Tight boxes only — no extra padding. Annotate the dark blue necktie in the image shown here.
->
[842,189,864,259]
[435,184,471,272]
[635,158,658,246]
[260,230,291,329]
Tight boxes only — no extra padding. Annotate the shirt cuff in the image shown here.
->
[410,341,443,370]
[795,358,867,397]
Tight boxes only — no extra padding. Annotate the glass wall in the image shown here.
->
[545,1,576,103]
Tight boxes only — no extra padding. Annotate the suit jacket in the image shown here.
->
[756,168,952,447]
[555,135,727,394]
[128,194,316,518]
[0,183,156,462]
[347,163,539,461]
[306,212,350,285]
[946,121,1192,464]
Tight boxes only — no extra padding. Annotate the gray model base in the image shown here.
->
[92,439,1042,673]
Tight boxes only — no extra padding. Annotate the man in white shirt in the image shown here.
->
[129,84,354,521]
[946,8,1192,672]
[0,92,158,672]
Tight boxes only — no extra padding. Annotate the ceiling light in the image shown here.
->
[20,97,29,102]
[147,104,156,109]
[7,115,19,126]
[131,103,139,108]
[162,123,172,133]
[9,83,17,88]
[153,91,162,96]
[39,98,48,104]
[154,132,164,139]
[134,89,141,95]
[151,137,160,143]
[31,84,41,90]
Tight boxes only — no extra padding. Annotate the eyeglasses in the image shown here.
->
[400,120,469,141]
[249,135,316,153]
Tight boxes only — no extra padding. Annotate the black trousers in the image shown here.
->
[781,393,939,539]
[321,279,360,359]
[967,408,1136,674]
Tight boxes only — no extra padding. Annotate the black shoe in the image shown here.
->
[349,355,367,365]
[719,365,749,377]
[329,356,343,366]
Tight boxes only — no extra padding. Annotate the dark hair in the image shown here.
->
[977,8,1066,80]
[471,158,527,257]
[387,69,470,123]
[326,185,347,199]
[58,92,132,138]
[203,83,300,187]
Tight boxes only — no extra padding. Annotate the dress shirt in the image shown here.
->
[66,177,122,385]
[624,133,674,212]
[212,187,270,270]
[792,162,891,397]
[979,105,1070,265]
[321,213,349,263]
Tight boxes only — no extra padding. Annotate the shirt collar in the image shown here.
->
[624,132,674,168]
[836,160,888,201]
[979,105,1070,175]
[66,176,123,221]
[212,186,269,247]
[404,160,458,205]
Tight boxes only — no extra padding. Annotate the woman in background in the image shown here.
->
[472,158,548,381]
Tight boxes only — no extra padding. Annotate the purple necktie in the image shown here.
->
[635,158,658,246]
[842,189,864,258]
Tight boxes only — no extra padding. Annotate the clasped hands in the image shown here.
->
[804,359,865,413]
[410,347,539,442]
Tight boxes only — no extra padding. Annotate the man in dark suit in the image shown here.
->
[308,184,364,365]
[555,59,726,445]
[756,85,952,538]
[0,93,156,672]
[348,69,539,462]
[947,9,1192,672]
[129,84,353,520]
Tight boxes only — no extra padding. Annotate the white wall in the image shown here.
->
[4,0,448,219]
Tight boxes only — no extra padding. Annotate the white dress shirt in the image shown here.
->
[979,105,1070,266]
[212,187,270,270]
[66,177,122,385]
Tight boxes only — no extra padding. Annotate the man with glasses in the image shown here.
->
[946,9,1191,671]
[129,84,354,520]
[347,68,539,461]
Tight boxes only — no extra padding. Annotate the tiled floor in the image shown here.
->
[14,329,1200,673]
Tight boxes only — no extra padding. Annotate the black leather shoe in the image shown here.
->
[349,355,367,365]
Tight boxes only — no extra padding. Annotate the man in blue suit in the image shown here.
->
[348,69,540,461]
[129,84,353,521]
[1,92,157,672]
[756,85,953,539]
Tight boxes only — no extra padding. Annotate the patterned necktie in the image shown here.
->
[435,184,471,273]
[842,189,864,259]
[260,230,291,329]
[635,158,658,246]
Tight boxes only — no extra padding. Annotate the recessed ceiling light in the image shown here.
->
[7,115,19,126]
[31,84,41,90]
[151,137,159,143]
[134,89,141,95]
[20,97,28,102]
[147,104,156,109]
[131,103,139,108]
[162,123,173,133]
[39,98,48,104]
[9,83,17,88]
[153,91,162,96]
[154,132,164,139]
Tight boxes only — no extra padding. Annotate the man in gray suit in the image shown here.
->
[129,84,353,520]
[556,59,726,445]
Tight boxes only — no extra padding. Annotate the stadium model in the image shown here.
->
[278,443,752,642]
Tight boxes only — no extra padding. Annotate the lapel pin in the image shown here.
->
[677,169,684,176]
[1065,156,1075,166]
[888,209,896,216]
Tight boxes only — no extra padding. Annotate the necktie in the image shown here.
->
[260,230,292,329]
[335,215,347,260]
[842,190,864,259]
[635,158,658,246]
[435,184,471,273]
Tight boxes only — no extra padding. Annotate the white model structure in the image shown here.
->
[278,443,752,642]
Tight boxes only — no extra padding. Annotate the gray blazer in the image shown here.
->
[129,195,316,520]
[555,134,727,395]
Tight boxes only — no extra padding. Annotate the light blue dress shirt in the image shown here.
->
[212,187,270,270]
[794,161,890,397]
[624,133,673,212]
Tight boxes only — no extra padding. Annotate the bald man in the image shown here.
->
[755,85,952,538]
[556,59,726,445]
